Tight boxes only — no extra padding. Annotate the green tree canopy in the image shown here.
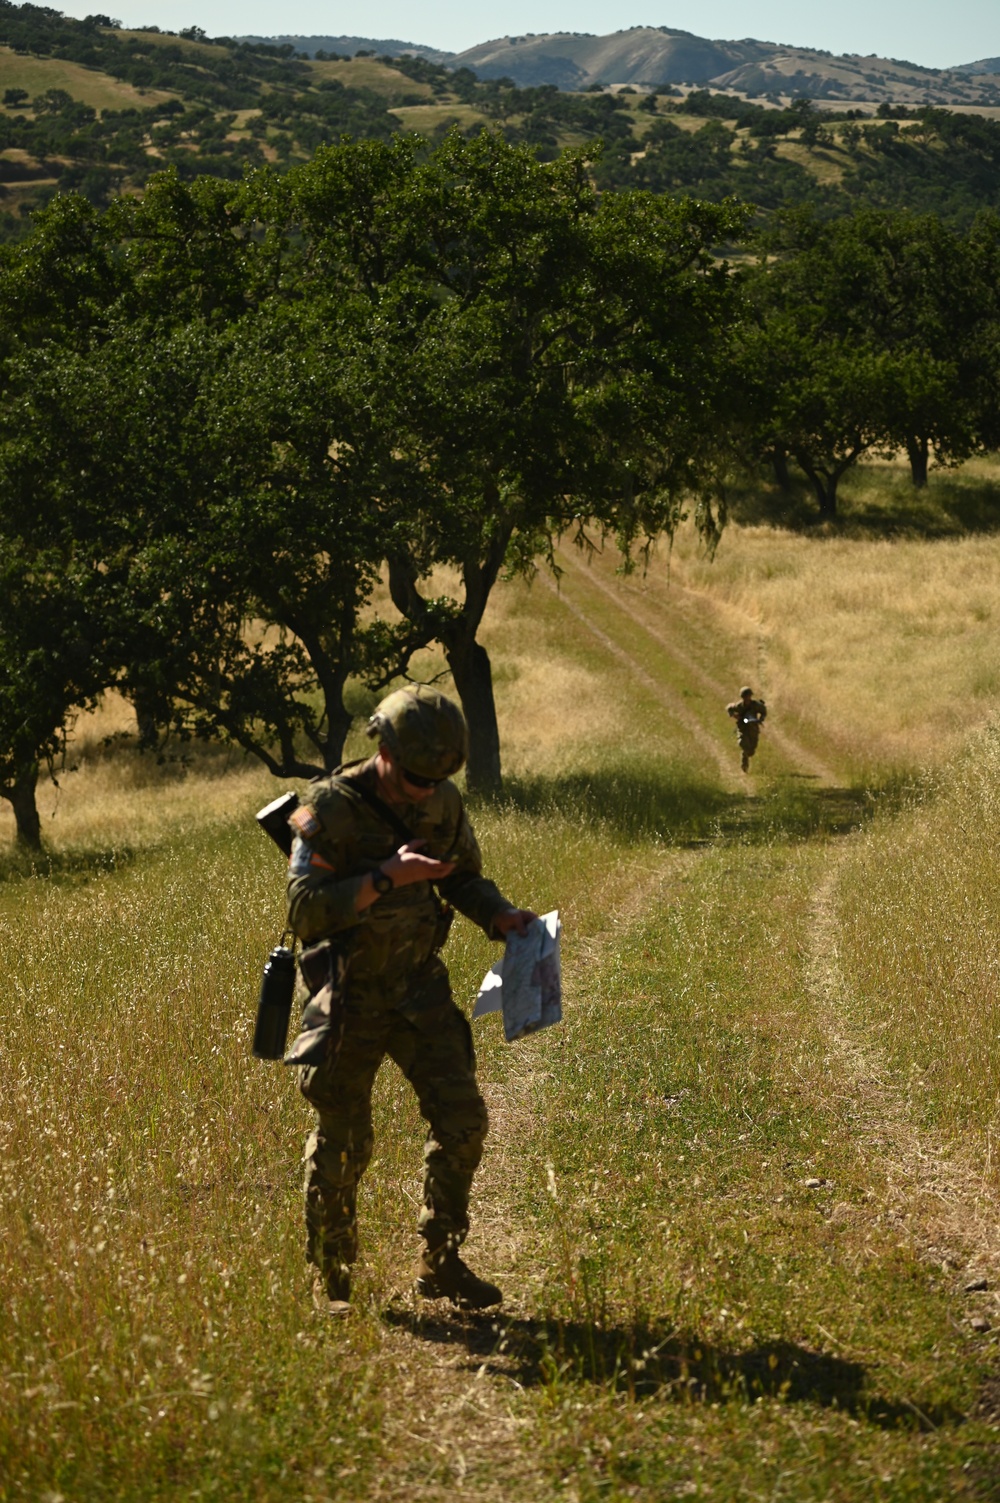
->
[742,208,1000,515]
[0,132,749,808]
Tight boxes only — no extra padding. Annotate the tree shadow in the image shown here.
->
[489,768,882,849]
[383,1305,961,1431]
[717,778,877,843]
[0,844,136,886]
[837,481,1000,540]
[493,768,736,845]
[726,469,1000,541]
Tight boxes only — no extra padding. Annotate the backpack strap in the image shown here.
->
[337,771,416,849]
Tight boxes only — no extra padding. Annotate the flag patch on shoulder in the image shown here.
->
[291,806,321,839]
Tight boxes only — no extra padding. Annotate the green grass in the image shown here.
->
[837,721,1000,1148]
[5,493,1000,1497]
[2,786,996,1498]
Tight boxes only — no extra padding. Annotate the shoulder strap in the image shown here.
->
[338,772,416,848]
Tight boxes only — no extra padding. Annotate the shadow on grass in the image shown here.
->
[726,469,1000,541]
[385,1306,960,1431]
[721,778,877,843]
[0,845,135,885]
[491,768,734,845]
[485,768,883,848]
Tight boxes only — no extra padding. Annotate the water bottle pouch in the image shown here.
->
[283,941,348,1068]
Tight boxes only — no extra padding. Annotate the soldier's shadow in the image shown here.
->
[383,1306,957,1431]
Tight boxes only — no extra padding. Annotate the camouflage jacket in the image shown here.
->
[286,758,512,992]
[726,698,767,725]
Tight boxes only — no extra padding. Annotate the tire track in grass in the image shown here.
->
[555,548,991,1275]
[559,552,838,787]
[561,545,1000,1398]
[806,855,1000,1310]
[373,821,708,1499]
[539,573,740,789]
[372,562,985,1497]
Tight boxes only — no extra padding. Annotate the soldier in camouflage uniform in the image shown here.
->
[286,685,536,1315]
[726,685,767,773]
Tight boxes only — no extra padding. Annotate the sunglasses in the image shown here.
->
[401,767,445,791]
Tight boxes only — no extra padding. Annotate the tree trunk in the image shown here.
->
[322,706,353,773]
[129,686,167,751]
[772,445,791,492]
[444,633,502,797]
[816,477,838,520]
[906,435,929,489]
[387,518,513,799]
[798,457,838,520]
[7,762,42,849]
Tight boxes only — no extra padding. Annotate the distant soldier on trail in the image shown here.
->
[285,685,536,1316]
[727,685,767,773]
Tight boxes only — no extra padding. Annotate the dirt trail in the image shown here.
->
[367,553,998,1497]
[374,840,703,1500]
[540,574,740,789]
[555,548,1000,1330]
[805,856,1000,1295]
[559,554,838,786]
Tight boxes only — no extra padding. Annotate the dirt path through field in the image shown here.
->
[804,856,1000,1301]
[368,574,916,1496]
[366,551,1000,1498]
[555,551,838,786]
[373,840,707,1499]
[539,573,739,788]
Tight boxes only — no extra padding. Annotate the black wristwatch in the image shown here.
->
[372,867,394,896]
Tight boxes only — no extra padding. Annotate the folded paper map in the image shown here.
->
[473,910,562,1043]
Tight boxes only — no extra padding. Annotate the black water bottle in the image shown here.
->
[252,944,296,1060]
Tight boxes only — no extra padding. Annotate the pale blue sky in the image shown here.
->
[56,1,999,69]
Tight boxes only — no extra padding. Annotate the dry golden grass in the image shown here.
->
[111,28,226,61]
[387,103,489,133]
[305,58,434,101]
[0,693,274,860]
[667,510,1000,775]
[774,138,848,185]
[837,721,1000,1154]
[0,45,175,110]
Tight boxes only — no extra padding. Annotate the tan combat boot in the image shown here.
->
[416,1246,502,1309]
[311,1262,351,1318]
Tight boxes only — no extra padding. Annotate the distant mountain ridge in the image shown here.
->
[454,29,770,91]
[238,34,453,65]
[955,58,1000,76]
[253,26,1000,104]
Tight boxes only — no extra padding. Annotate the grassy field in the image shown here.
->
[388,103,489,134]
[3,478,1000,1499]
[306,58,435,101]
[0,45,175,110]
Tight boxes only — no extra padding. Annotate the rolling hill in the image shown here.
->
[453,28,1000,105]
[0,3,999,239]
[956,57,1000,76]
[240,33,453,65]
[260,25,1000,107]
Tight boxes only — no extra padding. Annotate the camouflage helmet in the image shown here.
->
[740,685,753,697]
[366,685,468,779]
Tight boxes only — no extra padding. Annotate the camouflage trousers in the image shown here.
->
[298,958,488,1285]
[736,723,760,755]
[737,723,760,768]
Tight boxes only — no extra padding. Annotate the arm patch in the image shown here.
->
[290,805,321,839]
